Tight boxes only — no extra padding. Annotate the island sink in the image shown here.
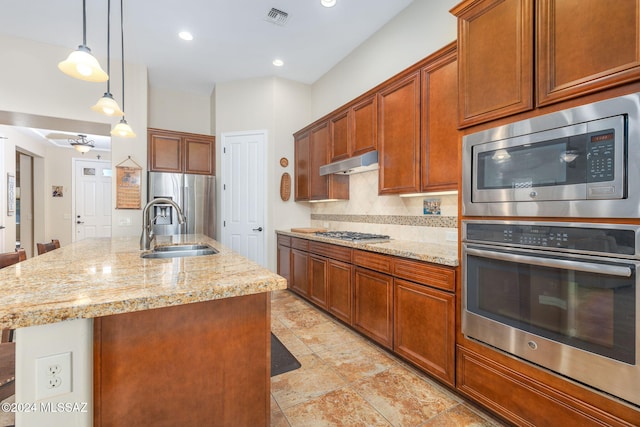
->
[141,243,219,258]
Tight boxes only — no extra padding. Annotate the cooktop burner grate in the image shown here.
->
[314,231,390,242]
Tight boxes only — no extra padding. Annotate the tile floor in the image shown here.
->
[270,289,508,427]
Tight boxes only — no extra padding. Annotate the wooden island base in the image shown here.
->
[93,293,271,427]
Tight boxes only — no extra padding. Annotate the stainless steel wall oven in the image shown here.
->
[462,220,640,406]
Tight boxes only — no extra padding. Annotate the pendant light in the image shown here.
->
[91,0,123,116]
[58,0,109,82]
[111,0,136,138]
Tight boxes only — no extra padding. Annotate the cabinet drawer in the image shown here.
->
[353,250,393,274]
[291,237,309,251]
[277,235,292,247]
[309,241,352,263]
[393,259,455,292]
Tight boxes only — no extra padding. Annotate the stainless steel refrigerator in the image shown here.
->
[148,172,216,238]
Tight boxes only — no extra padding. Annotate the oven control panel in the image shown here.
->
[464,222,637,256]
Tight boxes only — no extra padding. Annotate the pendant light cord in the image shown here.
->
[82,0,87,46]
[120,0,125,113]
[106,0,111,93]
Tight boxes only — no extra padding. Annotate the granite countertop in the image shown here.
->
[0,235,286,330]
[276,230,459,267]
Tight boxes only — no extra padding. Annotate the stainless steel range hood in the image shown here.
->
[319,150,378,176]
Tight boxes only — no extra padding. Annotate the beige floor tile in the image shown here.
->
[283,387,392,427]
[422,404,501,427]
[271,353,347,410]
[352,365,459,426]
[316,340,397,383]
[270,290,506,427]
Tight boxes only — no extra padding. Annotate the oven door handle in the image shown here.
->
[465,247,632,277]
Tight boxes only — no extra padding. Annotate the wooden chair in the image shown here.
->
[37,239,60,255]
[0,250,23,403]
[0,248,26,269]
[0,249,26,344]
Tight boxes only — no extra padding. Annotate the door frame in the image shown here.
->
[220,130,268,267]
[71,158,113,242]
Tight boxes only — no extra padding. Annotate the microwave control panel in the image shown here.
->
[587,129,615,182]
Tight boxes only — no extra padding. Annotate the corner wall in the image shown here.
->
[310,0,459,118]
[214,77,312,271]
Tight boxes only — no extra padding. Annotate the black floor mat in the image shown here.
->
[271,333,301,377]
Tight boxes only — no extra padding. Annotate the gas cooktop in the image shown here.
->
[314,231,390,243]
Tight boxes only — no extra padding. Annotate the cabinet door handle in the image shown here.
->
[253,227,263,232]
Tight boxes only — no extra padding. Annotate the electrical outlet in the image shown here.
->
[36,352,72,400]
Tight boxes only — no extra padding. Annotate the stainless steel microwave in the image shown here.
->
[462,92,640,218]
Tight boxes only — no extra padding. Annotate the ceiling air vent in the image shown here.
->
[265,8,289,26]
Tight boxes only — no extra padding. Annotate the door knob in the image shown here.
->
[77,221,85,224]
[253,227,263,232]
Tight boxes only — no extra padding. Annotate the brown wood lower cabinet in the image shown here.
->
[309,254,328,307]
[456,346,640,427]
[394,279,455,386]
[353,267,394,350]
[327,259,352,324]
[291,248,309,297]
[94,294,270,427]
[278,235,456,387]
[277,234,456,388]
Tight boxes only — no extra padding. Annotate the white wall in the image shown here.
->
[0,34,148,241]
[215,77,312,271]
[148,87,212,134]
[311,0,459,119]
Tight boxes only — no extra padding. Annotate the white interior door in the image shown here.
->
[221,131,266,267]
[74,159,112,241]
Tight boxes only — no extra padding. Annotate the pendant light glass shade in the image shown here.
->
[59,46,108,82]
[59,0,108,82]
[91,92,124,116]
[73,143,94,153]
[111,118,136,138]
[91,0,123,116]
[111,0,136,138]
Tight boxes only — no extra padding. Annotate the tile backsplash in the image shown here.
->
[310,170,458,243]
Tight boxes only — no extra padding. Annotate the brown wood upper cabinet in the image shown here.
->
[452,0,640,127]
[329,95,377,162]
[536,0,640,106]
[421,43,459,192]
[452,0,534,127]
[378,71,421,195]
[148,128,215,175]
[294,122,349,201]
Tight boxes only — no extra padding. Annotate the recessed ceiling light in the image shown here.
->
[178,31,194,41]
[321,0,337,7]
[273,59,284,67]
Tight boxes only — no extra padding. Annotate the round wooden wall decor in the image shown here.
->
[279,157,289,168]
[280,172,291,201]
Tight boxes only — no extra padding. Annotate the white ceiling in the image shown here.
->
[0,0,414,95]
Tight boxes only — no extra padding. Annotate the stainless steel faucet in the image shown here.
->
[140,198,186,250]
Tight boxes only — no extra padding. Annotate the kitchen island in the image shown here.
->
[0,235,286,427]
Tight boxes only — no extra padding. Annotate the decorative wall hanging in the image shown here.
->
[280,172,291,201]
[52,186,64,197]
[7,174,15,215]
[115,156,142,209]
